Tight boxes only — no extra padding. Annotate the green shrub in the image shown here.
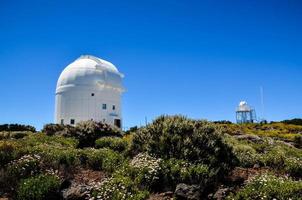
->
[281,118,302,126]
[219,122,302,142]
[0,141,23,190]
[4,134,80,169]
[261,146,287,169]
[159,158,210,191]
[231,143,261,167]
[91,175,149,200]
[105,154,162,192]
[258,145,302,178]
[95,137,128,152]
[118,157,209,193]
[231,139,302,178]
[294,135,302,148]
[80,148,124,172]
[6,155,41,184]
[180,163,210,185]
[10,131,30,139]
[0,124,36,132]
[0,131,29,140]
[227,174,302,200]
[132,115,237,176]
[128,153,162,190]
[0,141,19,166]
[235,141,302,179]
[284,157,302,178]
[124,126,139,135]
[21,133,79,148]
[0,131,10,140]
[41,123,69,136]
[75,121,122,147]
[16,174,60,200]
[276,142,302,159]
[28,145,80,168]
[248,139,274,154]
[42,121,123,147]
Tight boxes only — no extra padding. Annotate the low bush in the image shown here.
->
[159,158,210,191]
[129,153,162,190]
[260,146,287,169]
[0,141,19,166]
[95,137,128,152]
[0,134,80,169]
[0,131,30,140]
[11,131,31,139]
[91,175,149,200]
[227,134,302,178]
[113,156,210,193]
[75,121,122,147]
[284,157,302,178]
[21,133,79,148]
[41,123,69,136]
[232,144,260,167]
[42,121,123,147]
[259,145,302,178]
[16,174,60,200]
[277,142,302,158]
[281,118,302,126]
[0,124,36,132]
[227,174,302,200]
[0,131,10,140]
[6,155,41,185]
[246,139,273,154]
[80,148,124,172]
[124,126,139,135]
[219,122,302,142]
[28,145,80,169]
[294,135,302,148]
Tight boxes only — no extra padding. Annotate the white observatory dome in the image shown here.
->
[237,101,251,112]
[56,55,124,93]
[55,55,125,128]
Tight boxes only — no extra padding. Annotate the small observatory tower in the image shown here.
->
[55,55,125,128]
[236,101,257,124]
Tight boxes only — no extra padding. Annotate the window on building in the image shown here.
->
[102,104,107,110]
[61,119,64,125]
[91,93,95,96]
[114,119,121,128]
[70,119,75,125]
[112,105,116,110]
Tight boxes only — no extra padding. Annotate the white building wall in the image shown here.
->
[55,87,122,126]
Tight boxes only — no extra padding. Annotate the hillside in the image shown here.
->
[0,116,302,200]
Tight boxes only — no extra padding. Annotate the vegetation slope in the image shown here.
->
[0,117,301,200]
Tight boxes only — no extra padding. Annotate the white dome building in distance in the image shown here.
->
[236,101,257,124]
[55,55,125,128]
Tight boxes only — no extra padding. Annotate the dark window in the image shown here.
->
[112,105,116,110]
[102,104,107,110]
[61,119,64,125]
[91,93,94,96]
[70,119,75,125]
[114,119,121,128]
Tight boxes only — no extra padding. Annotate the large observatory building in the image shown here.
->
[55,55,125,128]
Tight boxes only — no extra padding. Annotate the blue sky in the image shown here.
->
[0,0,301,129]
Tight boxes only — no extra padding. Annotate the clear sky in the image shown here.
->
[0,0,301,130]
